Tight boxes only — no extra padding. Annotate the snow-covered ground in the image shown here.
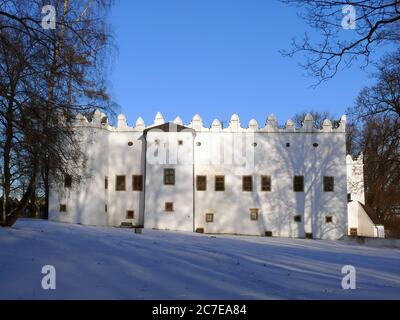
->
[1,219,399,299]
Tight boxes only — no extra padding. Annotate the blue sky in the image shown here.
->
[108,0,377,127]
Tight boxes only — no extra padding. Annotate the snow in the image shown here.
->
[0,219,399,299]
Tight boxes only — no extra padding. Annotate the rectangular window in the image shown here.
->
[325,216,333,223]
[243,176,253,192]
[293,176,304,192]
[165,202,174,212]
[196,175,207,191]
[250,208,259,221]
[105,204,107,212]
[261,175,271,191]
[347,193,352,202]
[132,175,143,191]
[294,215,301,222]
[323,176,334,192]
[350,228,358,236]
[60,204,67,212]
[215,176,225,191]
[105,176,108,189]
[164,168,175,185]
[116,175,126,191]
[205,213,214,223]
[126,210,134,219]
[64,174,72,188]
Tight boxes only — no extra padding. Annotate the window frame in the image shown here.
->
[293,176,304,192]
[242,176,253,192]
[250,208,259,221]
[164,168,175,185]
[196,175,207,191]
[215,175,225,191]
[205,213,214,223]
[323,176,334,192]
[132,175,143,191]
[261,175,272,192]
[115,175,126,191]
[126,210,134,219]
[165,202,174,212]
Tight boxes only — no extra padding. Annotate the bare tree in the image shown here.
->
[280,0,400,83]
[0,0,116,226]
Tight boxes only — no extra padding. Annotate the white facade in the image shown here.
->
[49,111,350,239]
[347,154,384,238]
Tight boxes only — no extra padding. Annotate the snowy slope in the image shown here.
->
[0,219,399,299]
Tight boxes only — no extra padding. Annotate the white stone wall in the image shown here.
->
[49,111,349,239]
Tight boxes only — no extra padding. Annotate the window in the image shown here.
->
[196,175,207,191]
[132,175,143,191]
[205,213,214,223]
[127,141,133,146]
[105,204,107,212]
[265,231,273,237]
[165,202,174,212]
[178,140,183,145]
[196,228,204,233]
[243,176,253,192]
[347,193,352,202]
[261,175,271,191]
[350,228,358,236]
[116,175,126,191]
[164,168,175,185]
[325,216,333,223]
[293,176,304,192]
[305,233,313,239]
[294,215,301,222]
[215,176,225,191]
[286,142,290,147]
[60,204,67,212]
[105,176,108,189]
[250,208,259,221]
[64,174,72,188]
[323,176,334,192]
[126,210,134,219]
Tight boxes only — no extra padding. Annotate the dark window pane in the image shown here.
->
[60,204,67,212]
[165,202,174,212]
[293,176,304,192]
[215,176,225,191]
[294,215,301,222]
[323,176,334,192]
[196,175,207,191]
[205,213,214,223]
[105,176,108,189]
[116,175,126,191]
[261,176,271,191]
[64,174,72,188]
[126,210,134,219]
[132,175,143,191]
[243,176,253,192]
[164,169,175,185]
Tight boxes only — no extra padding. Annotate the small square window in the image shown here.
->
[293,176,304,192]
[178,140,183,145]
[350,228,358,236]
[60,204,67,212]
[164,169,175,185]
[165,202,174,212]
[196,175,207,191]
[243,176,253,192]
[261,175,271,191]
[116,175,126,191]
[132,175,143,191]
[205,213,214,223]
[286,142,290,147]
[323,176,334,192]
[64,174,72,188]
[215,176,225,191]
[126,210,134,219]
[250,208,259,221]
[325,216,333,223]
[294,215,301,222]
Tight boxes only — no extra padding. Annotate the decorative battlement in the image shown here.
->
[74,110,347,133]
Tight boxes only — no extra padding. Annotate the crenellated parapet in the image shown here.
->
[73,110,347,133]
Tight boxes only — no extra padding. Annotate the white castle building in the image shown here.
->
[49,110,383,239]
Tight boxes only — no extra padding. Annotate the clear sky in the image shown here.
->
[108,0,376,127]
